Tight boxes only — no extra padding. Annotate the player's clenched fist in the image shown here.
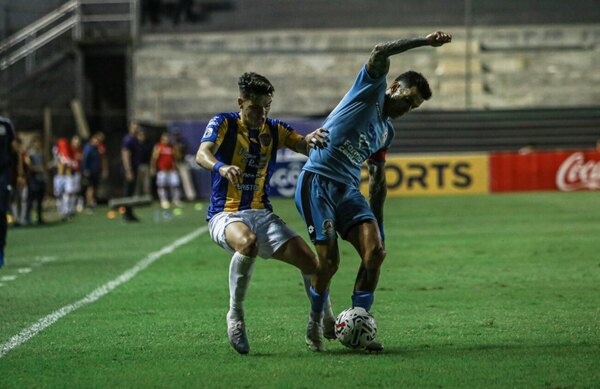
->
[218,164,243,185]
[305,127,330,149]
[426,31,452,47]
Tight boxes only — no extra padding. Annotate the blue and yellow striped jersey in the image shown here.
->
[201,112,304,220]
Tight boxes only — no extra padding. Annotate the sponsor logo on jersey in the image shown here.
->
[322,219,336,237]
[259,133,272,147]
[339,140,364,166]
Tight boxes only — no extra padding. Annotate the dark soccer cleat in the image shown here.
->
[364,340,384,353]
[323,315,336,340]
[227,319,249,355]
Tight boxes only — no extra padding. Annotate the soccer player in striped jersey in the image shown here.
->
[296,31,452,352]
[196,72,330,354]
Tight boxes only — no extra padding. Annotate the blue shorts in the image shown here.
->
[295,170,375,243]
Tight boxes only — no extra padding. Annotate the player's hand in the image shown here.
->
[125,171,134,182]
[219,164,243,185]
[426,31,452,47]
[305,127,330,149]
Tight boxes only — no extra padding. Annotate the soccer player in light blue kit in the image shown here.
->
[295,31,452,352]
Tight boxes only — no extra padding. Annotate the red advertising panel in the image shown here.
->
[490,150,600,192]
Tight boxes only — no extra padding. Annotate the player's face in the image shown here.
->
[238,94,272,129]
[384,82,424,119]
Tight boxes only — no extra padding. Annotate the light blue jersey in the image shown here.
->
[302,65,395,188]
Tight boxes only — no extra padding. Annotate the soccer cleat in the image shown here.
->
[364,340,384,353]
[160,200,170,209]
[323,315,336,340]
[305,315,324,352]
[227,318,250,355]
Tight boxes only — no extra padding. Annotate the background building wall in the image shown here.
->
[132,25,600,121]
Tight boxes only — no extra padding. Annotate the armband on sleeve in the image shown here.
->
[368,148,388,163]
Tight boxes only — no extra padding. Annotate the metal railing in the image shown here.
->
[0,0,137,71]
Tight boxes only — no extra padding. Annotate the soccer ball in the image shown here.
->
[335,307,377,349]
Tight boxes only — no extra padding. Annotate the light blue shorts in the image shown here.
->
[294,170,375,243]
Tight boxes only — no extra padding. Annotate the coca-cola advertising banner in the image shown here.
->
[490,150,600,192]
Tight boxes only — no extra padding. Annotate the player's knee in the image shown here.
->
[365,245,386,269]
[237,233,258,257]
[322,257,340,278]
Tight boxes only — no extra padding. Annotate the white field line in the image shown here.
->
[0,226,207,359]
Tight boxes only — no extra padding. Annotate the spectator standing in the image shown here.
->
[53,137,74,220]
[121,121,142,222]
[82,132,104,209]
[172,129,196,200]
[25,136,47,224]
[70,135,84,213]
[151,132,182,209]
[1,115,20,267]
[135,129,153,197]
[9,136,28,226]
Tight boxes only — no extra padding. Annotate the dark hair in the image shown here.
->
[238,72,274,99]
[394,71,432,100]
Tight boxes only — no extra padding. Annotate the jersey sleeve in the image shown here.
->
[275,120,303,150]
[347,65,388,102]
[201,114,230,148]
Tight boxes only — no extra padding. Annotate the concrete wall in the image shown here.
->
[132,24,600,123]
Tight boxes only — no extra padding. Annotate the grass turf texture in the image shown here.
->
[1,192,599,388]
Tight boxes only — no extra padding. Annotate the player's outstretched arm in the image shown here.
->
[367,31,452,79]
[367,158,387,241]
[295,127,329,156]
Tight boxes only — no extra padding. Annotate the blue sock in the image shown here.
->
[0,249,4,268]
[352,290,374,311]
[309,286,329,314]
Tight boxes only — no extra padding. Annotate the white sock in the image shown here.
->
[157,187,168,204]
[171,187,181,204]
[67,194,76,215]
[228,252,256,321]
[301,273,335,321]
[60,194,70,217]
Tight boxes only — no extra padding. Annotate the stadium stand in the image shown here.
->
[391,108,600,153]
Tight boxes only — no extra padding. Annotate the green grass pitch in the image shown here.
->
[1,192,599,388]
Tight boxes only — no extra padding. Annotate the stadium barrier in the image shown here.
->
[168,121,599,198]
[490,150,600,192]
[271,150,599,198]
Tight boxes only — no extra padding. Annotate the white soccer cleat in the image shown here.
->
[305,314,324,352]
[227,317,249,355]
[323,315,336,340]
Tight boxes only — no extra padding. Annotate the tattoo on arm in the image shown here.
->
[368,160,387,222]
[366,37,429,79]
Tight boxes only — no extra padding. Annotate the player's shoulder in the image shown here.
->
[266,117,294,132]
[208,112,239,128]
